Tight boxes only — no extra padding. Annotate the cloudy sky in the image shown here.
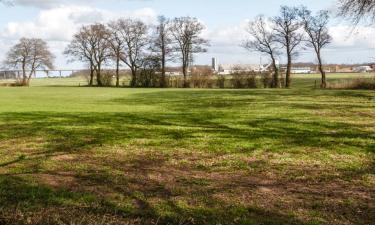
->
[0,0,374,69]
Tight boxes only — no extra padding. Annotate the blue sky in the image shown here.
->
[0,0,374,69]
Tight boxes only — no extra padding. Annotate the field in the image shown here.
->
[0,73,374,225]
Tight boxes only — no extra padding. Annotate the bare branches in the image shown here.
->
[300,8,332,88]
[117,19,149,87]
[242,16,280,88]
[4,38,54,86]
[169,17,209,87]
[338,0,375,25]
[273,6,304,88]
[150,16,173,87]
[64,23,111,86]
[107,20,126,87]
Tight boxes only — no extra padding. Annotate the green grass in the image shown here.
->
[0,74,374,225]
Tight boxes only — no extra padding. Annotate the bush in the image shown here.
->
[217,75,226,88]
[101,71,114,87]
[230,71,258,89]
[167,76,184,88]
[261,72,273,88]
[190,67,215,88]
[327,77,375,90]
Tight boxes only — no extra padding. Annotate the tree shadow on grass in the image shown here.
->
[0,98,374,224]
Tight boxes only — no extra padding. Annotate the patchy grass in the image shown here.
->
[0,74,374,224]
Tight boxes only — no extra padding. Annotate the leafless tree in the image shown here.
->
[151,15,173,88]
[117,19,149,87]
[90,23,111,87]
[4,38,54,86]
[107,21,126,87]
[338,0,375,25]
[300,8,332,88]
[65,24,110,86]
[273,6,304,88]
[64,26,97,86]
[243,16,281,88]
[169,17,209,88]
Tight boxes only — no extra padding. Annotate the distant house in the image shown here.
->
[216,64,266,75]
[280,67,311,74]
[353,66,373,73]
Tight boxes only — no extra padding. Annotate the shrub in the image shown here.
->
[101,71,114,86]
[217,75,226,88]
[261,72,273,88]
[167,76,184,88]
[230,71,258,89]
[189,67,215,88]
[327,77,375,90]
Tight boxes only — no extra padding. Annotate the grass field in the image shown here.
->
[0,73,374,225]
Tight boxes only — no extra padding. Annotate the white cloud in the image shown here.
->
[329,25,375,49]
[1,5,156,41]
[0,5,157,68]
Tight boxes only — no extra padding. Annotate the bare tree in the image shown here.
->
[151,15,173,88]
[169,17,209,88]
[91,23,111,87]
[4,38,54,86]
[300,8,332,88]
[107,21,126,87]
[65,24,110,86]
[338,0,375,25]
[64,26,97,86]
[273,6,304,88]
[243,16,280,88]
[117,19,149,87]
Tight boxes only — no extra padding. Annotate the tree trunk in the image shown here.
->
[21,62,28,86]
[317,53,326,89]
[182,64,188,88]
[26,70,34,86]
[161,45,166,88]
[130,67,137,87]
[89,69,94,86]
[116,58,120,87]
[96,65,103,87]
[285,53,292,88]
[271,56,279,88]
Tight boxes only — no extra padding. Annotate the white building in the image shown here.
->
[211,57,279,75]
[353,66,373,73]
[290,67,312,74]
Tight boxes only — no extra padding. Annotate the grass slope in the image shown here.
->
[0,74,374,225]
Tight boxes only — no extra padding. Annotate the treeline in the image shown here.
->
[242,6,331,88]
[4,1,372,88]
[72,68,278,89]
[64,16,209,88]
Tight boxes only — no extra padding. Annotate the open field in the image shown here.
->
[0,74,374,224]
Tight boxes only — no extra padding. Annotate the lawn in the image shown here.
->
[0,74,374,225]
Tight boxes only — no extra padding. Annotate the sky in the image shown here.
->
[0,0,375,70]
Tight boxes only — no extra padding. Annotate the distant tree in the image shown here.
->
[90,23,111,87]
[65,26,97,86]
[273,6,304,88]
[4,38,54,86]
[169,17,209,88]
[65,24,110,86]
[338,0,375,25]
[300,8,332,88]
[243,16,280,88]
[117,19,149,87]
[151,16,173,88]
[108,21,126,87]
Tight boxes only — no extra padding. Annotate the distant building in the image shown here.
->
[280,67,312,74]
[353,66,373,73]
[212,58,219,72]
[290,67,311,74]
[216,64,266,75]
